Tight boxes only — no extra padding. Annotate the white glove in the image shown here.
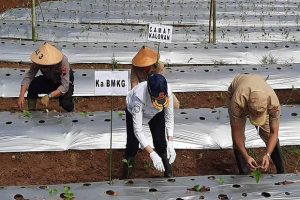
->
[167,141,176,164]
[150,151,165,172]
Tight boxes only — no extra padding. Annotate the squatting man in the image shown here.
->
[18,42,74,112]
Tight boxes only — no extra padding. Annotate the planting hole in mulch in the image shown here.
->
[38,185,48,189]
[232,184,241,188]
[291,112,298,116]
[285,192,291,195]
[199,195,205,199]
[261,192,271,197]
[72,119,78,123]
[125,180,134,185]
[208,175,215,180]
[167,178,176,182]
[14,194,26,200]
[149,188,158,192]
[199,117,205,120]
[274,180,295,185]
[83,183,91,186]
[6,121,12,124]
[104,119,111,122]
[176,198,184,200]
[218,194,229,200]
[242,193,247,197]
[38,120,45,124]
[105,190,118,196]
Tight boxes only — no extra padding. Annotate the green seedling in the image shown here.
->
[251,169,261,183]
[47,187,58,197]
[79,111,89,117]
[122,159,133,168]
[193,184,201,192]
[216,92,225,101]
[23,110,32,118]
[293,149,300,173]
[217,177,224,185]
[111,58,119,69]
[118,111,125,117]
[260,54,278,65]
[63,186,74,200]
[122,158,134,178]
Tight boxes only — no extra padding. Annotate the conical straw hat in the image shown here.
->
[31,42,63,66]
[132,46,159,67]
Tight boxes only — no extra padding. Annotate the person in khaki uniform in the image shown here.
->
[131,46,180,109]
[228,74,284,174]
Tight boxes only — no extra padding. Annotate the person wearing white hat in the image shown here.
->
[228,74,284,174]
[131,46,180,109]
[123,73,176,179]
[18,42,74,112]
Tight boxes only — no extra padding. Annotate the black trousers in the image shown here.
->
[124,108,167,158]
[27,70,74,112]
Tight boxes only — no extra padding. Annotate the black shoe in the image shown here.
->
[160,154,173,178]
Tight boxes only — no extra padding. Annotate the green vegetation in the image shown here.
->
[23,110,32,118]
[251,169,261,183]
[193,184,201,192]
[260,54,278,65]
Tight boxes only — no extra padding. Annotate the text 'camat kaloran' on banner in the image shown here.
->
[94,71,129,96]
[148,24,173,43]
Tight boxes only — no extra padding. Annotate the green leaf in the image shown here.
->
[293,149,300,157]
[217,177,224,185]
[193,184,201,192]
[48,188,58,196]
[23,110,32,118]
[251,169,261,183]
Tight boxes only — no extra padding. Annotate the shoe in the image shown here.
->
[160,153,173,178]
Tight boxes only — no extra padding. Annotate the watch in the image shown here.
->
[266,153,271,160]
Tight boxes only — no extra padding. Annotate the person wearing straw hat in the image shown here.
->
[123,73,176,179]
[131,45,180,109]
[228,74,284,174]
[18,42,74,112]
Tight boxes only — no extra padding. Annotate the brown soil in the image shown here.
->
[1,2,300,187]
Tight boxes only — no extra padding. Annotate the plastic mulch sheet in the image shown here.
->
[0,106,299,152]
[1,174,300,199]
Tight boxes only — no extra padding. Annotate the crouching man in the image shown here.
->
[18,42,74,112]
[123,73,176,178]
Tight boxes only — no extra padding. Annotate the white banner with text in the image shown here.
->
[94,71,129,96]
[148,24,173,43]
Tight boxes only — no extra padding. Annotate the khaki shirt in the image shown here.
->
[228,74,280,130]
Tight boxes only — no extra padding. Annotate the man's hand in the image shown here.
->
[261,154,270,171]
[246,156,259,170]
[18,95,25,109]
[41,95,50,107]
[150,151,165,172]
[167,141,176,164]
